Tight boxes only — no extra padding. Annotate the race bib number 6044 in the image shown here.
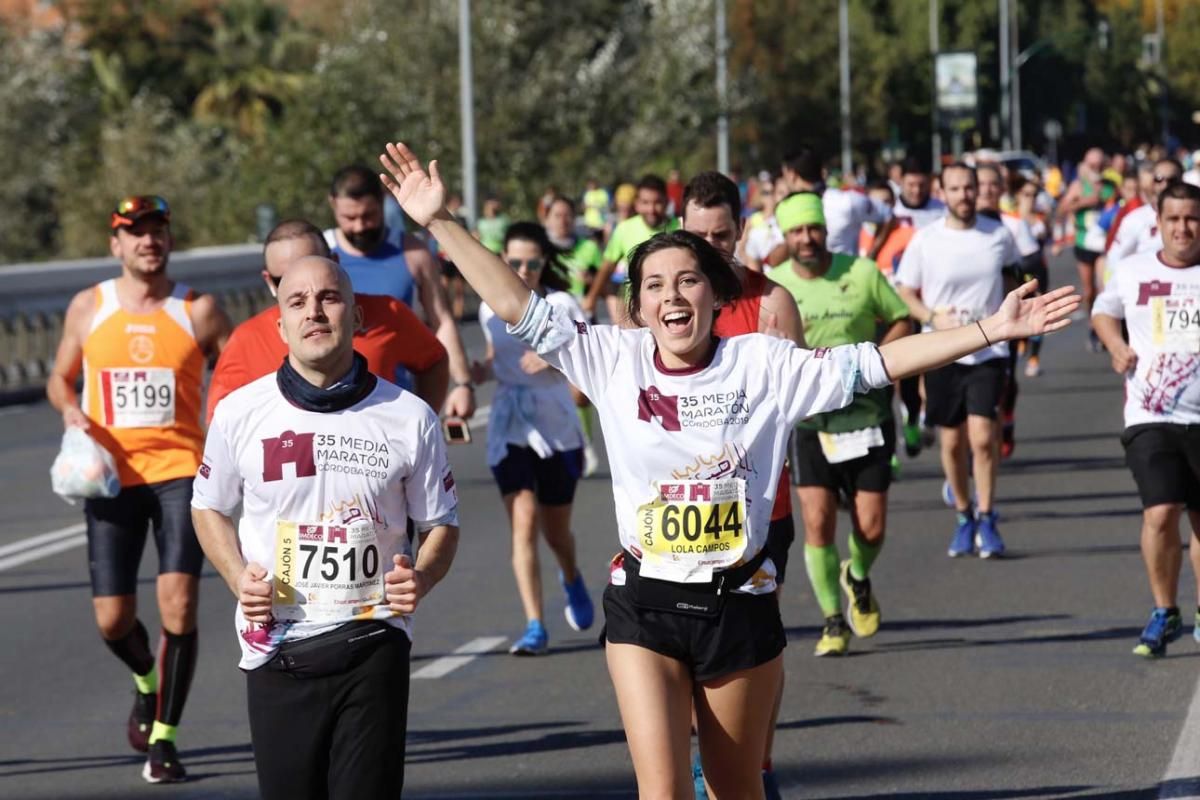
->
[272,518,384,622]
[636,479,748,583]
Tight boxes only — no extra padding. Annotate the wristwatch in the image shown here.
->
[452,381,475,392]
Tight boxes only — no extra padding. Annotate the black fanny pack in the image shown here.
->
[267,620,398,679]
[622,548,769,618]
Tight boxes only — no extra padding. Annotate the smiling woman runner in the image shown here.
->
[378,142,1081,798]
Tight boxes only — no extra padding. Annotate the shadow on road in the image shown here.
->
[787,613,1070,640]
[407,720,626,765]
[0,742,252,781]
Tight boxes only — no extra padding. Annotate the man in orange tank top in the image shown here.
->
[680,171,804,800]
[46,196,232,784]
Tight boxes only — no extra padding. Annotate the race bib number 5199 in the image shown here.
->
[636,479,748,582]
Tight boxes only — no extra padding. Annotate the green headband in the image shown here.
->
[776,192,825,231]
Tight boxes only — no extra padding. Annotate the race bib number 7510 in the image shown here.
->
[272,518,384,622]
[635,479,748,582]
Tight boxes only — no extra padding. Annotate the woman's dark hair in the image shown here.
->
[503,221,571,293]
[624,231,743,326]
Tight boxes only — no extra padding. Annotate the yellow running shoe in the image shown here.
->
[814,614,851,657]
[839,559,881,638]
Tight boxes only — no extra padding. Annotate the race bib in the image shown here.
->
[100,368,175,428]
[272,518,384,622]
[1152,295,1200,354]
[635,479,748,583]
[817,426,885,464]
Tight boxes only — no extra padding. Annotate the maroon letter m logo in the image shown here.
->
[261,431,317,482]
[637,386,681,431]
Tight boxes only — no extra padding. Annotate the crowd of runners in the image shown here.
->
[42,135,1200,799]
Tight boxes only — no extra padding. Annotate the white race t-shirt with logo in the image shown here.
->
[1092,250,1200,427]
[823,189,891,255]
[191,374,459,670]
[479,290,585,467]
[509,296,892,593]
[1107,204,1160,265]
[895,216,1019,364]
[893,197,947,230]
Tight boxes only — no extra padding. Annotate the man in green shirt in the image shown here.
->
[769,193,913,657]
[475,197,510,254]
[545,195,603,300]
[581,174,679,322]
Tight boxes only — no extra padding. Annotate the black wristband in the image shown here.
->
[976,320,993,347]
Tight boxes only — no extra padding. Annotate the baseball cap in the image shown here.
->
[111,195,171,230]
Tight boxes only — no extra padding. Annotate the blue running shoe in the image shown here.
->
[561,571,594,631]
[941,480,956,508]
[1133,607,1181,658]
[975,510,1005,559]
[692,753,709,800]
[509,620,548,656]
[948,510,976,557]
[762,767,783,800]
[1194,608,1200,644]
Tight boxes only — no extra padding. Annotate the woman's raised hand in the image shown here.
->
[378,142,445,227]
[990,279,1081,342]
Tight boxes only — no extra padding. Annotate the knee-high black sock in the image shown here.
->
[158,630,198,726]
[102,619,155,676]
[899,375,922,426]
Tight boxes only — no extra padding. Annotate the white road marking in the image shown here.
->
[0,532,87,572]
[473,404,490,429]
[0,522,85,560]
[411,635,507,680]
[0,404,32,417]
[1160,670,1200,797]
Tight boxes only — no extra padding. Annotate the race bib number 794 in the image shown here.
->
[1152,296,1200,354]
[636,479,749,582]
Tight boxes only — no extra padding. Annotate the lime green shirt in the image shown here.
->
[560,237,603,297]
[603,215,680,268]
[770,253,910,432]
[583,188,610,230]
[476,214,509,254]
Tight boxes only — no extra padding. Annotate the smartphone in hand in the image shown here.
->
[442,417,471,445]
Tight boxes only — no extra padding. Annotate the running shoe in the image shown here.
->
[582,443,599,478]
[941,480,956,508]
[890,454,902,481]
[1194,608,1200,644]
[902,423,922,457]
[1133,607,1183,658]
[1000,412,1015,460]
[127,691,156,753]
[509,620,548,656]
[561,571,594,631]
[142,740,187,784]
[1024,355,1042,378]
[762,768,783,800]
[814,614,851,657]
[839,560,881,638]
[692,754,709,800]
[948,510,976,558]
[975,510,1005,558]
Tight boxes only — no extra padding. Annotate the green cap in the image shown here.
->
[776,192,825,232]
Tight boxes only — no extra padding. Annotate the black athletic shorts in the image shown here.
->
[765,515,796,584]
[602,581,786,682]
[491,444,582,505]
[84,477,204,597]
[1121,423,1200,510]
[923,357,1009,427]
[790,423,896,494]
[247,625,412,800]
[1074,246,1101,266]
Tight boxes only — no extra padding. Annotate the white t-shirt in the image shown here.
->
[893,197,947,230]
[479,290,586,467]
[1107,204,1160,265]
[508,295,892,593]
[823,189,891,255]
[999,213,1041,259]
[895,216,1019,364]
[191,374,459,670]
[745,217,784,264]
[1092,250,1200,427]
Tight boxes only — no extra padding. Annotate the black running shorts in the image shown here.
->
[1121,423,1200,510]
[602,581,786,682]
[84,477,204,597]
[1074,246,1101,266]
[490,444,583,505]
[790,424,896,495]
[923,357,1009,427]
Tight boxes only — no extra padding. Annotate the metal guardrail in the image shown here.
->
[0,245,273,395]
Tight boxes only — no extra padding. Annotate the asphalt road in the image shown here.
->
[3,263,1200,799]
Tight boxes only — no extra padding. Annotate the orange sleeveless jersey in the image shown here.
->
[82,280,205,487]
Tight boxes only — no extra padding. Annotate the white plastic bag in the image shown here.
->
[50,427,120,504]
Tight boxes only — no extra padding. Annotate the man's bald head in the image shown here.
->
[276,256,355,305]
[276,256,361,381]
[262,219,335,292]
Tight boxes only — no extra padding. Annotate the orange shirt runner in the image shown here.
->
[206,293,445,422]
[83,280,205,487]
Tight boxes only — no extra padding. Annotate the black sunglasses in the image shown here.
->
[507,257,544,272]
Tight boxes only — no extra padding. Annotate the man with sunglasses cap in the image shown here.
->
[46,195,233,783]
[1107,158,1184,268]
[205,219,449,422]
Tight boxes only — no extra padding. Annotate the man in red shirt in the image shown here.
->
[206,220,448,423]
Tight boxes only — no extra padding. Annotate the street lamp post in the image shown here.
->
[458,0,477,228]
[839,0,851,177]
[716,0,730,175]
